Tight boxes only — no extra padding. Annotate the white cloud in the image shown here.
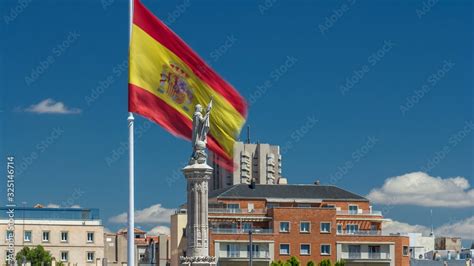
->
[383,216,474,240]
[147,225,170,236]
[46,203,81,208]
[383,220,430,235]
[25,98,81,114]
[109,204,175,224]
[367,172,474,207]
[436,216,474,240]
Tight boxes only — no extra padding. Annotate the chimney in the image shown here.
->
[249,178,256,189]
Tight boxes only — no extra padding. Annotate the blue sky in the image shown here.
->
[0,0,472,239]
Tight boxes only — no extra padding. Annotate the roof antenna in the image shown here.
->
[429,209,434,237]
[246,125,250,144]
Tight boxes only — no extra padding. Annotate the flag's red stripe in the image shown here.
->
[129,84,234,171]
[133,0,247,117]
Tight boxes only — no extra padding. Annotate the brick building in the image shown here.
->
[171,184,410,266]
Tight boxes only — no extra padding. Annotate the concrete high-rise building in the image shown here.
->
[209,141,286,191]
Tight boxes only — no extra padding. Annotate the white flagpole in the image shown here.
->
[128,0,135,265]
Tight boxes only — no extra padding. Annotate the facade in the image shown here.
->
[171,184,410,266]
[104,228,170,266]
[209,142,285,191]
[0,207,104,265]
[406,233,435,260]
[435,237,462,252]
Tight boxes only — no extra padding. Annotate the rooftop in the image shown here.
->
[209,184,368,202]
[0,207,100,221]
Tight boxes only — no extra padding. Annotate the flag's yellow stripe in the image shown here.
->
[129,24,245,156]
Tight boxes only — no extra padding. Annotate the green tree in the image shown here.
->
[15,245,53,266]
[287,256,300,266]
[318,259,332,266]
[271,260,284,266]
[307,260,315,266]
[334,260,345,266]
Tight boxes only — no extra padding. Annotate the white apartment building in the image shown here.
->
[209,141,286,191]
[0,206,104,265]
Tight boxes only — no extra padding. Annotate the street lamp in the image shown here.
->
[249,228,262,266]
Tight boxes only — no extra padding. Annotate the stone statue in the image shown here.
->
[190,99,212,164]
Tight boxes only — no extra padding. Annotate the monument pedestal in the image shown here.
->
[180,162,216,266]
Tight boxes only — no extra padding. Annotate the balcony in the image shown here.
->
[0,207,100,221]
[341,252,391,260]
[336,210,382,216]
[211,228,273,234]
[209,208,267,214]
[221,251,271,259]
[337,230,382,236]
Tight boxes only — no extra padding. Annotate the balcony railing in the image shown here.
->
[221,251,271,259]
[211,228,273,234]
[336,210,382,216]
[337,230,383,236]
[341,252,390,260]
[209,208,267,214]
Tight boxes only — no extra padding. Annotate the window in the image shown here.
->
[60,251,68,262]
[24,231,32,242]
[336,224,343,234]
[297,203,311,208]
[300,244,310,255]
[6,230,13,241]
[182,228,186,237]
[87,252,95,262]
[243,222,252,231]
[87,232,94,243]
[348,205,358,214]
[267,203,279,209]
[227,203,239,213]
[320,244,331,255]
[226,244,239,258]
[403,246,409,256]
[300,222,310,233]
[320,222,331,233]
[280,244,290,255]
[369,246,381,259]
[247,244,260,258]
[346,224,359,234]
[42,231,50,242]
[280,222,290,232]
[61,232,68,242]
[349,245,361,259]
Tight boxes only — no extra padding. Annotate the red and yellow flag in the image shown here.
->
[128,0,247,170]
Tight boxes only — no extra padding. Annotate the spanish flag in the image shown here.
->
[128,0,247,170]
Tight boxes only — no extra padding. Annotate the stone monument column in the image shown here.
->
[180,101,216,266]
